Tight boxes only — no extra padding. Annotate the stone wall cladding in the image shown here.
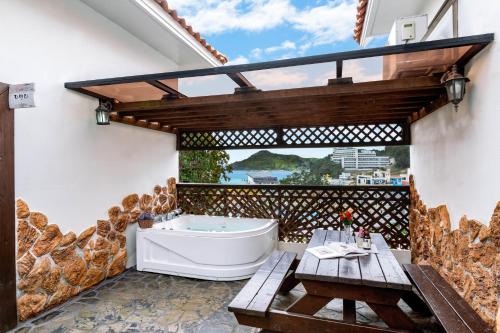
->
[409,175,499,331]
[15,177,178,321]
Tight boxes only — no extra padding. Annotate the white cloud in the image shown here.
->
[246,68,308,89]
[179,60,381,97]
[168,0,295,34]
[290,1,357,47]
[167,0,357,50]
[250,40,295,59]
[342,60,382,82]
[250,48,263,59]
[264,40,296,53]
[226,55,250,65]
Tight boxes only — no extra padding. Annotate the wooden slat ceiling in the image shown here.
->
[110,76,446,133]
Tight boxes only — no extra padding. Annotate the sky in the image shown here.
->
[170,0,388,163]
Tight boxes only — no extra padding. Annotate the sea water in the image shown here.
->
[221,170,293,184]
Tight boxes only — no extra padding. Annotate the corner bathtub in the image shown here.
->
[136,215,278,281]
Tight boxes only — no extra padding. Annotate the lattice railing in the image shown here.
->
[179,129,278,150]
[177,184,411,249]
[283,123,407,146]
[177,123,410,150]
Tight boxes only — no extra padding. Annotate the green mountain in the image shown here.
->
[231,150,317,170]
[376,146,410,169]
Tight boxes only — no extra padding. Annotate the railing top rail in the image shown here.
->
[177,182,411,248]
[177,183,410,191]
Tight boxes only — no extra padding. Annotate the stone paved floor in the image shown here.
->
[12,269,441,333]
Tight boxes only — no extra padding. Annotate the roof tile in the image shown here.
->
[353,0,368,44]
[153,0,228,64]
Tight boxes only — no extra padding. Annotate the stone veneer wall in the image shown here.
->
[15,177,177,321]
[409,176,499,331]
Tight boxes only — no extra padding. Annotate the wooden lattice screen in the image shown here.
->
[178,123,410,150]
[177,184,411,249]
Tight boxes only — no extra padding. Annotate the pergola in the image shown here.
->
[65,34,493,150]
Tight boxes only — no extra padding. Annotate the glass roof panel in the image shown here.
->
[383,45,471,80]
[84,82,166,102]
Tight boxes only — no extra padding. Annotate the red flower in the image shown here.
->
[340,209,353,224]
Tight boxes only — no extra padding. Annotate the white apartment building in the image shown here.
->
[331,147,391,170]
[356,170,390,185]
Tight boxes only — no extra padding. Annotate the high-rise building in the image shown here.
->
[331,148,391,170]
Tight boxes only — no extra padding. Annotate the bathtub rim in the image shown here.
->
[140,214,278,238]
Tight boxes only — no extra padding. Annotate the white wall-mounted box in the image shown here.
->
[388,15,428,45]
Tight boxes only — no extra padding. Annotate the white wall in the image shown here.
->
[0,0,181,266]
[410,0,500,226]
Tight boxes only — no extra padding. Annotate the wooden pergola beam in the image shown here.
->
[114,76,444,113]
[62,34,493,140]
[109,114,174,133]
[131,101,433,120]
[107,76,445,131]
[143,107,419,123]
[122,95,439,119]
[163,117,411,131]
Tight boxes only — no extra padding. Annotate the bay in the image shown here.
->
[221,170,293,184]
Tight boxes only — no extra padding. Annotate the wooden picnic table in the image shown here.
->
[291,229,426,332]
[230,229,430,332]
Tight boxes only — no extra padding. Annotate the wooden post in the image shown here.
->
[0,82,17,330]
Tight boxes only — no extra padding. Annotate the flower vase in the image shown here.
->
[343,224,352,244]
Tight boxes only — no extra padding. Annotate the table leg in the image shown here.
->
[278,271,300,294]
[401,290,432,316]
[286,294,331,315]
[343,299,356,323]
[367,302,422,333]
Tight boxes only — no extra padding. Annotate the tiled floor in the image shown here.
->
[12,269,441,333]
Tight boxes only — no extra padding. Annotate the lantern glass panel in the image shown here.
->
[446,78,466,104]
[96,108,110,125]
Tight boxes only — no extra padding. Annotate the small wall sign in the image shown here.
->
[9,83,35,109]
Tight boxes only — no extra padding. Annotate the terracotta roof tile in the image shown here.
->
[353,0,368,44]
[153,0,228,64]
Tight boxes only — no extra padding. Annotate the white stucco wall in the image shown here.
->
[0,0,182,266]
[410,1,500,226]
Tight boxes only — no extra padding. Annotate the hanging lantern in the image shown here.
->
[441,65,470,111]
[95,99,112,125]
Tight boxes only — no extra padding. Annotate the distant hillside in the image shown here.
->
[231,150,317,170]
[376,146,410,169]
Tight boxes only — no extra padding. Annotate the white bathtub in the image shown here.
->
[136,215,278,281]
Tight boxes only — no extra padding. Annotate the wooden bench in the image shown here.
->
[403,264,494,333]
[228,250,297,317]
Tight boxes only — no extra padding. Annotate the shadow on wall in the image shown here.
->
[15,177,178,321]
[409,175,499,330]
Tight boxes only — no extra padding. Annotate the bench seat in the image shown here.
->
[228,250,297,317]
[403,264,494,333]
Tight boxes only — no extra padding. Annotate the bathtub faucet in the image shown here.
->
[166,208,183,221]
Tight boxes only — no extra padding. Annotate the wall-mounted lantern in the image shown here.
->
[95,99,112,125]
[441,65,470,111]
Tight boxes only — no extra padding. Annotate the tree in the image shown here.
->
[179,150,233,183]
[281,155,342,185]
[378,146,410,169]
